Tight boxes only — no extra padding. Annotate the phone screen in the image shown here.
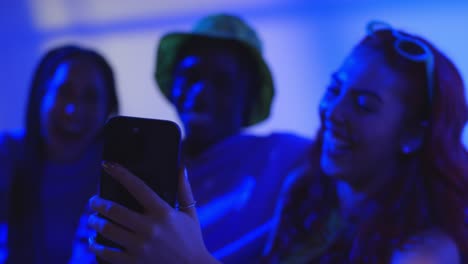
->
[96,116,181,257]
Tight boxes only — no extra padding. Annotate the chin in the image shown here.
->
[320,155,349,180]
[321,159,370,191]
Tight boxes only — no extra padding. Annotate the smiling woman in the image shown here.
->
[263,21,468,263]
[0,45,119,263]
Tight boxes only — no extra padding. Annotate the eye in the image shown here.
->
[83,88,99,104]
[56,84,73,100]
[324,82,341,99]
[355,95,377,112]
[172,69,199,95]
[177,68,199,84]
[328,85,340,96]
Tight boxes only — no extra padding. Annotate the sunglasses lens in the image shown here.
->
[396,40,427,58]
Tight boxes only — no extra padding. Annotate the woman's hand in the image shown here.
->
[87,162,219,264]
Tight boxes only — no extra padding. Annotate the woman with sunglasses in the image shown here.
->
[86,21,467,263]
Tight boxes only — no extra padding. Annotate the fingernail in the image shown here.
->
[88,234,95,246]
[89,240,104,251]
[102,161,114,170]
[89,195,97,203]
[88,214,97,226]
[89,196,104,211]
[89,196,98,207]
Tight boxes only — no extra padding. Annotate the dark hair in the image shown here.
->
[173,38,261,126]
[7,44,119,263]
[264,30,468,263]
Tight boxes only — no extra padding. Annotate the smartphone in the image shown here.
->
[95,116,181,260]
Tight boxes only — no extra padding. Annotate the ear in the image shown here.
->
[400,121,427,154]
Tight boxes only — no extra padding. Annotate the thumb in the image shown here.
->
[178,168,198,221]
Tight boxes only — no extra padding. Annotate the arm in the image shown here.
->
[87,163,221,264]
[69,210,97,264]
[263,165,307,256]
[0,132,20,264]
[390,230,460,264]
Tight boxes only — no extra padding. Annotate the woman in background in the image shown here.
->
[0,44,119,263]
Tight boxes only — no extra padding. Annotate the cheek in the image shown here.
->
[170,79,185,104]
[40,94,60,134]
[85,104,108,128]
[356,119,401,157]
[219,95,245,121]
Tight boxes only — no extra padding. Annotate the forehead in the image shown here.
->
[336,48,407,101]
[50,58,104,83]
[177,45,244,68]
[47,58,107,93]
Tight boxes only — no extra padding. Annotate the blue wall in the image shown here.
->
[0,0,467,145]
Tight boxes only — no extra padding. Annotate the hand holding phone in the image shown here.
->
[88,161,218,264]
[96,116,181,262]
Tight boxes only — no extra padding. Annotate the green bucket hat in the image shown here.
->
[155,13,274,127]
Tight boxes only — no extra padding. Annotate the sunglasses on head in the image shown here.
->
[366,20,435,108]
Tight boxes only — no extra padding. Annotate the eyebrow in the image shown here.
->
[352,90,383,103]
[331,72,383,103]
[331,72,343,84]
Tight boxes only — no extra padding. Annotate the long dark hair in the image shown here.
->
[7,44,119,263]
[264,29,468,263]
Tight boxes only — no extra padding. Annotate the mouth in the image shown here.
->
[323,129,354,155]
[53,122,86,141]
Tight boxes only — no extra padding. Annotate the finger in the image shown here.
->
[89,196,151,234]
[89,240,132,264]
[102,161,171,213]
[177,168,198,221]
[88,214,140,251]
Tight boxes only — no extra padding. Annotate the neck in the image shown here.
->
[182,130,239,159]
[336,180,366,218]
[337,159,402,218]
[182,140,210,160]
[46,142,98,163]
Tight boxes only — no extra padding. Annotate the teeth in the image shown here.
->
[324,131,351,149]
[330,136,349,147]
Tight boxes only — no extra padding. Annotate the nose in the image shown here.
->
[182,81,207,111]
[321,96,347,126]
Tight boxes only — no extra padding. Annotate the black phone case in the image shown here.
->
[95,116,181,263]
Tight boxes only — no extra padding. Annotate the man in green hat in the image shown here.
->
[154,13,311,262]
[71,13,311,263]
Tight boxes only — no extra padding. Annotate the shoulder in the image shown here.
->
[260,132,312,161]
[0,130,25,147]
[279,164,310,196]
[390,230,460,264]
[237,131,312,148]
[263,164,311,254]
[0,130,25,208]
[0,130,25,155]
[266,132,312,146]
